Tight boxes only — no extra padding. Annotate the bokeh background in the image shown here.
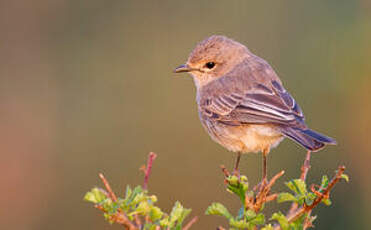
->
[1,0,370,229]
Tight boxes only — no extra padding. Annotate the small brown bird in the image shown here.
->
[174,35,336,183]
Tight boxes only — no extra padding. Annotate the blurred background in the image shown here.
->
[1,0,370,229]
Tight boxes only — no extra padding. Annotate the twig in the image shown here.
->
[134,215,142,229]
[303,210,313,229]
[220,165,230,177]
[182,216,198,230]
[274,165,346,230]
[252,170,285,212]
[98,173,139,230]
[266,194,278,202]
[301,151,311,181]
[99,173,118,202]
[288,151,311,216]
[94,203,138,230]
[143,152,157,190]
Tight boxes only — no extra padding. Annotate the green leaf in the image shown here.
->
[131,201,150,215]
[102,199,118,214]
[277,192,297,203]
[149,206,163,221]
[103,213,115,224]
[320,175,329,192]
[244,209,256,220]
[341,173,350,182]
[322,198,332,206]
[271,212,289,230]
[149,195,158,203]
[159,216,170,227]
[205,202,233,220]
[125,186,144,206]
[125,185,132,198]
[143,223,158,230]
[84,188,107,204]
[226,175,249,203]
[262,224,274,230]
[250,213,265,225]
[169,201,191,227]
[229,175,239,185]
[229,218,251,229]
[177,208,191,225]
[286,179,307,195]
[291,214,305,229]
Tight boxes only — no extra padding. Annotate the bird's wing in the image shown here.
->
[199,62,305,127]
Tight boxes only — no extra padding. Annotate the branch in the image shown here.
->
[251,170,285,212]
[97,173,138,230]
[221,164,284,213]
[287,151,311,216]
[87,153,196,230]
[141,152,157,190]
[301,150,311,181]
[274,165,346,230]
[99,173,118,202]
[182,216,198,230]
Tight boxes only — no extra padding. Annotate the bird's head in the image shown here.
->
[174,35,250,88]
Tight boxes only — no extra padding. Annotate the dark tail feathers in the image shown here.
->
[280,127,337,152]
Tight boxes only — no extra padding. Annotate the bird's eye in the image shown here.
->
[205,62,215,69]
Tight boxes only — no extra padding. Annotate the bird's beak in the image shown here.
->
[174,64,192,73]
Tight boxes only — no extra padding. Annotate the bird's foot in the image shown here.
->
[254,177,268,193]
[248,171,285,212]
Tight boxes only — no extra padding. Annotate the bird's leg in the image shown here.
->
[260,148,269,191]
[233,152,242,176]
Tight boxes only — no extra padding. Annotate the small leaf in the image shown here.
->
[102,199,118,214]
[250,213,265,225]
[103,213,115,224]
[132,201,150,215]
[245,209,256,220]
[341,173,349,182]
[149,195,158,203]
[226,175,248,203]
[84,187,107,204]
[262,224,274,230]
[240,175,248,182]
[159,216,170,227]
[322,198,332,206]
[169,201,191,227]
[271,212,289,230]
[228,175,239,185]
[291,214,305,229]
[125,185,132,198]
[125,186,143,206]
[149,206,163,221]
[277,192,297,203]
[229,218,250,229]
[292,179,307,195]
[320,175,329,192]
[169,202,184,225]
[205,202,233,220]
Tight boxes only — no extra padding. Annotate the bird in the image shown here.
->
[174,35,336,185]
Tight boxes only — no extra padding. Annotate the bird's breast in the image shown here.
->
[199,117,284,153]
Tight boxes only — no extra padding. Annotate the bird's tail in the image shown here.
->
[280,127,337,152]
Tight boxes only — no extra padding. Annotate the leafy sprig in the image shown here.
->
[205,151,349,230]
[84,151,348,230]
[84,152,197,230]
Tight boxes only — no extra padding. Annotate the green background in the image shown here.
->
[1,1,370,229]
